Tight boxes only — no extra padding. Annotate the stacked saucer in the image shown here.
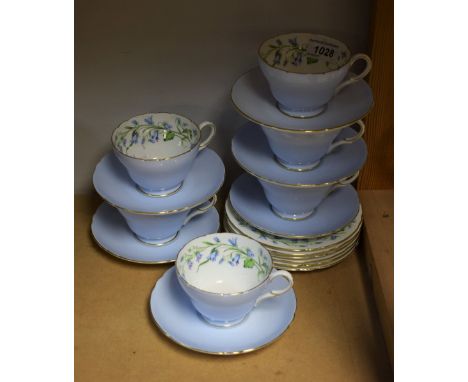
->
[227,33,372,271]
[91,113,225,264]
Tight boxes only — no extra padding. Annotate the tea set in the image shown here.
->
[91,32,372,354]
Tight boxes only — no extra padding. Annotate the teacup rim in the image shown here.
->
[175,233,274,296]
[257,32,352,75]
[111,112,202,161]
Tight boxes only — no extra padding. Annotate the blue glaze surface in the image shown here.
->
[150,267,296,354]
[229,173,359,238]
[231,68,373,131]
[232,123,367,185]
[93,149,224,214]
[91,203,220,263]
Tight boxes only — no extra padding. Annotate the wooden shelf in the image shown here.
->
[75,194,392,381]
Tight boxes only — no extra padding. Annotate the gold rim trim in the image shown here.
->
[149,271,297,355]
[91,213,220,265]
[231,148,360,188]
[228,194,360,239]
[257,33,352,75]
[230,68,374,134]
[225,199,363,251]
[111,112,203,161]
[96,170,224,215]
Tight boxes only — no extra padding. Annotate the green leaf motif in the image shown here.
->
[164,131,175,141]
[243,258,255,268]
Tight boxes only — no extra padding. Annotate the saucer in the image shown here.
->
[93,149,224,214]
[231,68,373,132]
[229,173,359,238]
[91,203,220,264]
[232,123,367,186]
[224,199,362,252]
[150,267,296,355]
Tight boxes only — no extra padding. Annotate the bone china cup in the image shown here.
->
[261,120,365,171]
[112,113,216,197]
[118,195,217,245]
[258,172,359,220]
[176,233,294,327]
[258,33,372,118]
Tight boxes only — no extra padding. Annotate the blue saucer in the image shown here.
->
[91,203,220,264]
[232,123,367,185]
[93,149,225,214]
[231,68,373,131]
[229,173,359,238]
[150,267,296,355]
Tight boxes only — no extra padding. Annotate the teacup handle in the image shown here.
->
[198,121,217,151]
[327,171,360,196]
[183,194,217,226]
[254,270,294,307]
[327,120,365,155]
[334,53,372,95]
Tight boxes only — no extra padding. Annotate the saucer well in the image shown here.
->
[229,173,359,238]
[150,267,296,355]
[224,199,362,253]
[93,149,224,214]
[232,123,367,186]
[91,203,220,264]
[231,68,373,132]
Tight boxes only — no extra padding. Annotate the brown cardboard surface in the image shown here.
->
[75,195,392,381]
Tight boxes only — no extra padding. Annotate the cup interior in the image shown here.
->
[112,113,200,160]
[176,233,273,294]
[258,33,350,74]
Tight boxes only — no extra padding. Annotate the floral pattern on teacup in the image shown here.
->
[259,34,349,74]
[178,236,271,280]
[113,116,197,153]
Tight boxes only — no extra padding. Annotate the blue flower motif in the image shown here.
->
[330,235,337,241]
[229,253,240,266]
[188,260,193,270]
[123,139,127,146]
[246,249,254,258]
[213,237,220,243]
[162,122,171,130]
[132,119,138,126]
[288,37,298,46]
[141,137,145,144]
[144,115,154,125]
[218,257,224,264]
[196,252,202,262]
[209,251,218,262]
[228,238,238,247]
[273,50,281,65]
[131,131,139,144]
[149,130,159,143]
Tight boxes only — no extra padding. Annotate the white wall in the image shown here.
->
[75,0,372,193]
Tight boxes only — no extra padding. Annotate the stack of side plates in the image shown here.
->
[223,199,362,271]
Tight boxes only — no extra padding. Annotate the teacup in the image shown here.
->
[112,113,216,197]
[258,33,372,118]
[117,195,217,245]
[258,172,359,220]
[176,233,293,327]
[261,120,365,171]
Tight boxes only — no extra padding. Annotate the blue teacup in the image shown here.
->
[117,195,217,245]
[113,113,216,197]
[258,172,359,220]
[176,233,293,327]
[261,120,365,171]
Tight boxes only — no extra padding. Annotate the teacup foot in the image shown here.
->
[199,313,247,328]
[276,102,327,119]
[137,182,183,197]
[271,205,316,221]
[275,156,321,172]
[134,231,179,246]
